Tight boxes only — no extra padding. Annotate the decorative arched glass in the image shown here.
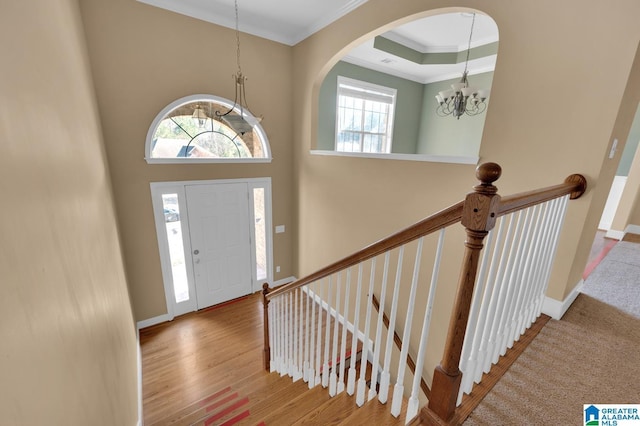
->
[145,94,271,163]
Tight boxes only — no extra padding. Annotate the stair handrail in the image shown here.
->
[422,163,586,425]
[262,162,587,425]
[265,201,465,301]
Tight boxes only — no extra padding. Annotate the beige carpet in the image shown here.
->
[464,294,640,425]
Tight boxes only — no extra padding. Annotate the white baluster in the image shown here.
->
[482,213,517,375]
[524,200,554,328]
[472,216,507,384]
[347,264,364,395]
[329,274,342,396]
[288,291,294,376]
[368,252,390,401]
[292,289,301,381]
[280,295,286,375]
[356,258,377,406]
[297,287,304,381]
[337,269,351,394]
[409,231,445,419]
[268,295,275,372]
[392,238,424,418]
[280,294,289,376]
[379,246,404,404]
[458,227,495,401]
[273,296,280,373]
[534,196,569,317]
[498,208,532,356]
[308,283,316,388]
[322,276,332,388]
[304,285,311,382]
[315,280,324,387]
[490,210,525,366]
[518,203,546,336]
[508,205,541,346]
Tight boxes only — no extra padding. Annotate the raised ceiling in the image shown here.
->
[138,1,498,83]
[137,0,370,46]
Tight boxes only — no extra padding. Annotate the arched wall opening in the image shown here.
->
[309,8,499,164]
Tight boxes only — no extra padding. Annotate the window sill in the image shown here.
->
[309,150,478,165]
[144,157,273,164]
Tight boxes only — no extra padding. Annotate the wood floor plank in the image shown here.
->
[338,387,408,425]
[141,291,414,426]
[255,385,332,425]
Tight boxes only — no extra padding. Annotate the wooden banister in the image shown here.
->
[266,201,464,300]
[262,283,271,371]
[422,163,587,425]
[371,293,431,399]
[261,161,587,425]
[497,174,587,217]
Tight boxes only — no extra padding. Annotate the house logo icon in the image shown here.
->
[585,405,600,426]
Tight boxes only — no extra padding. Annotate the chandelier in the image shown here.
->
[435,13,490,119]
[214,0,262,135]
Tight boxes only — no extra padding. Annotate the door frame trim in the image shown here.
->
[150,177,273,320]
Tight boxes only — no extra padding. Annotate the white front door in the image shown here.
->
[186,183,253,309]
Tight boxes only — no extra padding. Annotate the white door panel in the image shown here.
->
[187,183,252,309]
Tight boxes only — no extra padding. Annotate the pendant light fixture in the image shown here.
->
[435,13,490,119]
[215,0,262,135]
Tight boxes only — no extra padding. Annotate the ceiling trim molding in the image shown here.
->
[137,0,292,44]
[137,0,369,46]
[383,30,499,54]
[292,0,370,45]
[341,55,496,85]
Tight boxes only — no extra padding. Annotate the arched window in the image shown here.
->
[145,94,271,164]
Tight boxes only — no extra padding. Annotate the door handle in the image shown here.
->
[193,249,200,255]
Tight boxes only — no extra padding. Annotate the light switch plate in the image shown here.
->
[275,225,285,233]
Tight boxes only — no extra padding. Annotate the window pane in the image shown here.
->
[336,78,396,154]
[253,188,267,281]
[162,194,189,303]
[149,98,269,160]
[363,134,383,153]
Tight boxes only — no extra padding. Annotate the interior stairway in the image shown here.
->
[153,364,414,426]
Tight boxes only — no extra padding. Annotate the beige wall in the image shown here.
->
[611,133,640,233]
[80,0,294,321]
[631,198,640,225]
[0,0,138,424]
[292,0,640,378]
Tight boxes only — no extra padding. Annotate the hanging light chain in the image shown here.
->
[235,0,242,76]
[463,13,476,74]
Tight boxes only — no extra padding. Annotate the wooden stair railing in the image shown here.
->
[371,293,430,399]
[421,164,586,425]
[262,162,586,426]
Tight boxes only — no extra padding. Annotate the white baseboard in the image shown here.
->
[137,328,143,426]
[542,280,583,320]
[138,280,297,329]
[605,229,625,240]
[606,224,640,240]
[625,224,640,235]
[137,313,172,330]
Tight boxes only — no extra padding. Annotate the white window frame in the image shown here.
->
[150,178,273,320]
[335,76,397,154]
[145,94,272,164]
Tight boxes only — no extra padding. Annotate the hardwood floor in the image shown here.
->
[623,232,640,243]
[140,292,407,425]
[140,294,265,425]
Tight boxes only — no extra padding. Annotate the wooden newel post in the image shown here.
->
[262,283,271,372]
[424,163,502,424]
